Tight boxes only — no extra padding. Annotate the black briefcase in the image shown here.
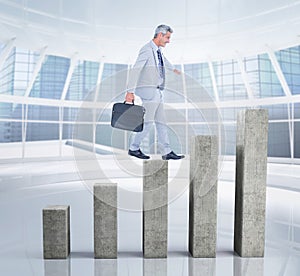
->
[111,102,145,132]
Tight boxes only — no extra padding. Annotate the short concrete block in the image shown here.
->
[43,205,70,259]
[234,109,268,257]
[189,135,218,258]
[143,160,168,258]
[94,183,118,259]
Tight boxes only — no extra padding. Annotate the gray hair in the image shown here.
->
[154,24,173,38]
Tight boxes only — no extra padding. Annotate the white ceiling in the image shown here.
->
[0,0,300,64]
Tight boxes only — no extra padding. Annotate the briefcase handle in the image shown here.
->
[124,100,135,105]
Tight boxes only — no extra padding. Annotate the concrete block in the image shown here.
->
[94,183,118,258]
[189,135,218,257]
[234,109,268,257]
[43,205,70,259]
[143,160,168,258]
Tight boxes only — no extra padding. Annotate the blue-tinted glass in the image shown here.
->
[0,102,22,123]
[96,124,124,149]
[63,107,79,121]
[165,109,186,122]
[97,108,111,122]
[213,60,247,101]
[74,124,93,143]
[0,121,22,142]
[63,123,74,139]
[97,63,128,102]
[295,103,300,119]
[168,125,186,154]
[184,63,215,99]
[268,122,290,157]
[27,105,59,121]
[0,48,15,95]
[295,122,300,158]
[26,123,59,141]
[276,46,300,95]
[220,108,244,121]
[30,55,70,99]
[66,60,99,101]
[260,104,289,120]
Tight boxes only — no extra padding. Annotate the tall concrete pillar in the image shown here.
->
[94,183,118,258]
[189,135,218,258]
[143,160,168,258]
[234,109,268,257]
[43,205,70,259]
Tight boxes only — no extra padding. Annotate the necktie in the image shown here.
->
[157,49,165,89]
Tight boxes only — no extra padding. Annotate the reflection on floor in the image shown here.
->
[0,156,300,276]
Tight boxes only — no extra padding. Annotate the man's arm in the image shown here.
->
[164,56,181,75]
[125,46,149,102]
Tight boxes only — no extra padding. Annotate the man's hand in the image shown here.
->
[173,69,181,75]
[125,92,135,103]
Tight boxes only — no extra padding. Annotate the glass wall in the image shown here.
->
[213,59,248,101]
[276,46,300,95]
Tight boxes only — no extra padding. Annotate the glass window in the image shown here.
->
[276,46,300,95]
[29,55,70,99]
[268,122,291,158]
[27,105,59,121]
[295,103,300,119]
[66,60,100,101]
[294,122,300,158]
[26,123,59,141]
[63,107,79,121]
[260,104,289,120]
[184,63,215,100]
[0,121,22,143]
[97,63,128,103]
[258,54,285,97]
[63,123,74,140]
[213,60,247,101]
[168,124,186,154]
[96,124,124,149]
[0,103,23,119]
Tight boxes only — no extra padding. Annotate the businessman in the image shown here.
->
[125,24,185,160]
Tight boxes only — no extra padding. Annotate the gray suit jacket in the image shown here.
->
[127,41,174,100]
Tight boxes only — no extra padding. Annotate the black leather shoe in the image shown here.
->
[162,151,185,160]
[128,149,150,159]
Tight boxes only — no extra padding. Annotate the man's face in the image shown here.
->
[158,31,171,47]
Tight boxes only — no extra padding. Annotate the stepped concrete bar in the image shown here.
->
[189,135,218,258]
[94,183,118,258]
[143,160,168,258]
[43,205,70,259]
[234,109,268,257]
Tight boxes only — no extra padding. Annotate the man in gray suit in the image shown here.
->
[125,24,185,160]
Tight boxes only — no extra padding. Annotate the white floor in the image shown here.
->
[0,152,300,276]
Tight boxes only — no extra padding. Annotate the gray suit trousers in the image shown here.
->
[129,90,171,155]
